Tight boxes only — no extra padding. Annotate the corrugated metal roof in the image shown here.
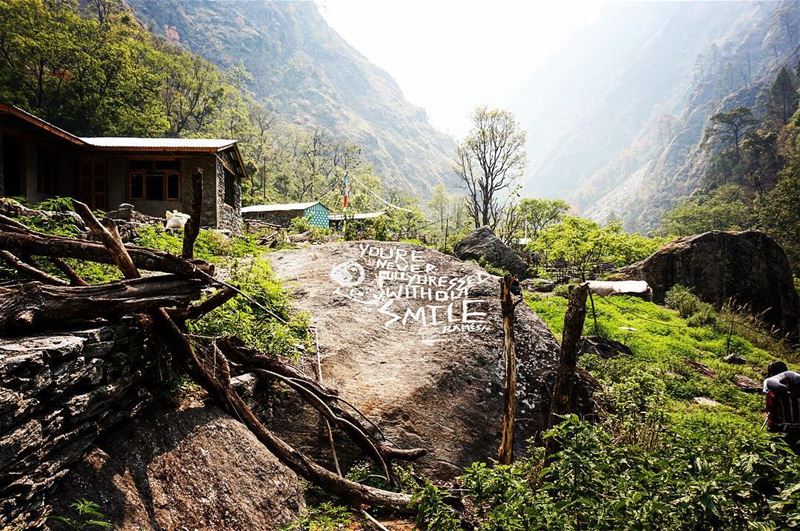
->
[241,201,321,213]
[80,137,236,150]
[328,211,385,221]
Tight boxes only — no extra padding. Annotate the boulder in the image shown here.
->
[48,397,304,530]
[620,231,799,341]
[521,278,555,293]
[453,227,530,278]
[580,336,633,359]
[268,241,594,479]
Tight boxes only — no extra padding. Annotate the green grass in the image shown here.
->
[526,292,776,426]
[407,293,800,529]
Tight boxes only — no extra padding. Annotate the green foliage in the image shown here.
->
[411,479,461,531]
[659,185,753,237]
[530,216,665,278]
[517,198,570,238]
[282,502,353,531]
[188,258,311,357]
[665,285,718,327]
[47,498,112,530]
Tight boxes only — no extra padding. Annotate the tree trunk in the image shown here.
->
[548,282,589,427]
[498,275,518,464]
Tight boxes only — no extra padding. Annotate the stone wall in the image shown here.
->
[0,318,161,527]
[216,157,243,235]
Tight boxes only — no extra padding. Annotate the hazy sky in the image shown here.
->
[318,0,606,138]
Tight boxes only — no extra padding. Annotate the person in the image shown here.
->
[763,360,800,452]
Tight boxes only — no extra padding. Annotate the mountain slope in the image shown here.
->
[128,0,455,196]
[513,1,797,231]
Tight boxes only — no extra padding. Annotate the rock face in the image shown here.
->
[621,231,800,340]
[0,319,158,527]
[453,227,530,278]
[48,398,304,530]
[269,241,592,479]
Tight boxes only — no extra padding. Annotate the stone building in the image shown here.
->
[241,201,330,228]
[0,104,244,232]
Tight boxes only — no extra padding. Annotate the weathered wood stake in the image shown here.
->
[498,274,520,464]
[549,282,589,428]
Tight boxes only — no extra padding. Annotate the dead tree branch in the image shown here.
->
[71,202,416,511]
[0,275,208,334]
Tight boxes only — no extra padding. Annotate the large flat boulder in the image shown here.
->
[453,226,530,277]
[620,231,799,340]
[48,397,304,530]
[269,241,592,479]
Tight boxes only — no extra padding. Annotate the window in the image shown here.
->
[223,167,235,206]
[127,160,180,201]
[167,173,180,199]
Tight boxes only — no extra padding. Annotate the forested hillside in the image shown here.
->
[515,1,800,232]
[0,0,438,213]
[126,0,456,196]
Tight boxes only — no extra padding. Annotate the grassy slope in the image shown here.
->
[527,292,778,434]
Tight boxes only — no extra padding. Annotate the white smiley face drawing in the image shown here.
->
[330,260,365,287]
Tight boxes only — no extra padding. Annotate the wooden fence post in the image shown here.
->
[548,282,589,428]
[498,274,520,464]
[182,168,203,260]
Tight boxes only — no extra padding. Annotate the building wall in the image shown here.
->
[215,157,243,235]
[304,203,329,228]
[243,209,305,227]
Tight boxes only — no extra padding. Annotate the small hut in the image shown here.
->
[241,201,329,228]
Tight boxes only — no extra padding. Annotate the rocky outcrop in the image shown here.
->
[48,397,304,530]
[620,231,800,340]
[269,241,593,479]
[453,227,530,278]
[0,319,159,527]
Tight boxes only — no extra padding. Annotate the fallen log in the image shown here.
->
[0,250,68,286]
[0,275,208,334]
[0,228,209,276]
[217,337,427,477]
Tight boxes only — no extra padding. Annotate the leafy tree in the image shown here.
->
[703,106,756,162]
[530,216,663,280]
[758,172,800,272]
[740,129,782,196]
[453,106,526,229]
[517,198,570,238]
[659,185,753,236]
[766,66,798,125]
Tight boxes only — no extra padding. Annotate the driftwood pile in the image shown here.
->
[0,193,424,512]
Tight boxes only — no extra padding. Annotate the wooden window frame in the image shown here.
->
[126,159,181,201]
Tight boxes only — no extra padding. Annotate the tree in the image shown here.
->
[453,107,527,229]
[531,217,664,280]
[659,185,753,236]
[759,172,800,273]
[766,66,798,125]
[740,129,781,196]
[517,198,570,238]
[703,106,756,162]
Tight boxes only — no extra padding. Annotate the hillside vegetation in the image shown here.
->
[127,0,456,196]
[408,290,800,529]
[0,0,426,212]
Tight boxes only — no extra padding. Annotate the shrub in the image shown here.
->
[666,285,718,327]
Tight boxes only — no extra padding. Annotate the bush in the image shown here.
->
[666,285,718,327]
